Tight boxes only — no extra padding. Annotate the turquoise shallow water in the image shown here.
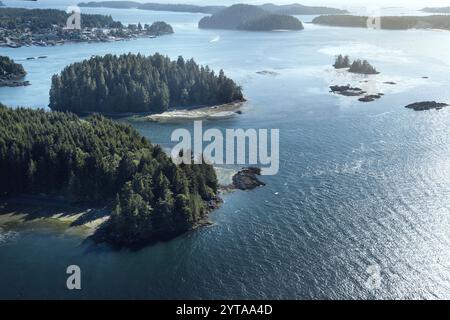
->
[2,3,450,299]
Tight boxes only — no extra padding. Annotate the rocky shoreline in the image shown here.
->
[0,75,30,87]
[229,167,266,191]
[0,166,266,249]
[0,31,170,49]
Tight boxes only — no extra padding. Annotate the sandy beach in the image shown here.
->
[0,196,110,237]
[145,101,245,123]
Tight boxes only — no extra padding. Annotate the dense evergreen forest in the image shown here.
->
[238,14,304,31]
[49,53,244,114]
[0,56,26,80]
[198,4,304,31]
[348,59,379,75]
[312,15,450,31]
[333,55,351,69]
[0,105,218,245]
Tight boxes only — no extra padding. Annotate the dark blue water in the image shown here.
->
[2,2,450,299]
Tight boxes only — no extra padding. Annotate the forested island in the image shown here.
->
[78,1,347,15]
[49,53,244,114]
[0,105,219,246]
[0,7,173,48]
[312,15,450,31]
[333,55,379,74]
[405,101,449,111]
[0,56,29,87]
[198,4,304,31]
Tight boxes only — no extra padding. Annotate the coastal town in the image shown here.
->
[0,22,174,48]
[0,7,173,48]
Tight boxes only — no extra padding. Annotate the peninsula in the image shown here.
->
[198,4,304,31]
[0,7,173,48]
[312,15,450,31]
[0,105,219,247]
[49,53,244,114]
[0,56,29,87]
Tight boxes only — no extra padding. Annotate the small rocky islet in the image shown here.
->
[329,84,383,102]
[230,167,266,191]
[330,56,383,103]
[405,101,449,111]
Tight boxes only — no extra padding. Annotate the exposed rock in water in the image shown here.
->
[358,94,383,102]
[383,81,396,85]
[330,85,365,96]
[405,101,449,111]
[256,70,280,76]
[231,167,266,190]
[330,84,384,102]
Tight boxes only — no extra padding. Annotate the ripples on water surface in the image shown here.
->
[1,2,450,299]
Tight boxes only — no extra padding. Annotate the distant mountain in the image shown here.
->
[78,2,347,15]
[259,3,348,15]
[312,15,450,31]
[199,4,304,31]
[421,7,450,13]
[138,3,225,14]
[79,1,226,13]
[79,1,140,9]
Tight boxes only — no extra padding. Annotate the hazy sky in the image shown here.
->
[6,0,450,10]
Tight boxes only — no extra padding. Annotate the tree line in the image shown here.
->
[313,14,450,31]
[0,105,218,245]
[0,56,26,80]
[333,55,379,74]
[198,4,304,31]
[49,53,244,114]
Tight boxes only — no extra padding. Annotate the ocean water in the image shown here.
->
[2,4,450,299]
